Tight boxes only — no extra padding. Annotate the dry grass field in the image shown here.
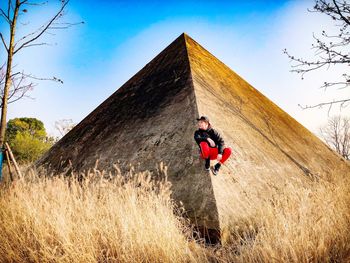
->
[0,166,349,263]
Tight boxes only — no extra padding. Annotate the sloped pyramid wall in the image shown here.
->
[38,33,350,241]
[38,34,220,231]
[186,35,350,236]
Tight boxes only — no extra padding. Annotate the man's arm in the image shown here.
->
[194,130,208,144]
[211,129,225,154]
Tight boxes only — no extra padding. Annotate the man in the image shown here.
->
[194,116,232,175]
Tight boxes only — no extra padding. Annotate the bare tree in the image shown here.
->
[0,0,82,148]
[284,0,350,111]
[0,63,34,107]
[319,115,350,159]
[55,118,75,137]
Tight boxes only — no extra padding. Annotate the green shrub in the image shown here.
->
[10,131,52,162]
[6,118,53,162]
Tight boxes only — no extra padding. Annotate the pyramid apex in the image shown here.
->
[171,32,195,53]
[175,32,189,41]
[160,33,191,56]
[175,32,193,42]
[181,32,194,41]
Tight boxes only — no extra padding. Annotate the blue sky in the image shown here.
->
[1,0,349,136]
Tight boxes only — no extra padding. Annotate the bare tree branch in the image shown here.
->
[13,0,69,54]
[0,8,11,24]
[20,72,63,83]
[0,33,9,52]
[284,0,350,109]
[15,24,45,43]
[49,23,83,29]
[319,115,350,159]
[0,67,35,108]
[22,1,48,6]
[19,42,52,48]
[333,0,350,25]
[299,98,350,115]
[55,119,75,137]
[7,0,11,19]
[14,6,83,45]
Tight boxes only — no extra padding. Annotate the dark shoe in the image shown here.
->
[205,158,210,171]
[211,163,221,176]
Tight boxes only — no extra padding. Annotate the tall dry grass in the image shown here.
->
[218,173,350,263]
[0,166,349,263]
[0,168,208,263]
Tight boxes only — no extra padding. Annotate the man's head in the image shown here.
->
[197,116,210,130]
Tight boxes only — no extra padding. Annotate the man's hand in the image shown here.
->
[207,138,215,147]
[217,154,222,161]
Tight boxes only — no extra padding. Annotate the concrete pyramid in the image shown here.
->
[38,33,350,241]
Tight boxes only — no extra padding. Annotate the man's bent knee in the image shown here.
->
[220,147,232,164]
[199,142,210,159]
[225,147,232,155]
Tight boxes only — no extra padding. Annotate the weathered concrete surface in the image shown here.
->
[38,34,220,230]
[186,35,350,237]
[38,33,350,240]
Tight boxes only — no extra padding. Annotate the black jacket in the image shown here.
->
[194,127,225,154]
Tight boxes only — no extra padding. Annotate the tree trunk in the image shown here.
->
[0,0,19,148]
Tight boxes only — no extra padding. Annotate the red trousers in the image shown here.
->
[199,142,232,164]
